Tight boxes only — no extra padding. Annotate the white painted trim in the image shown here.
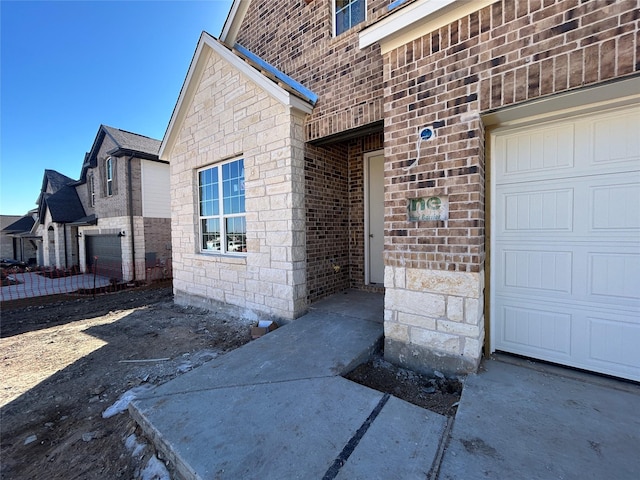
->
[359,0,493,53]
[484,76,640,128]
[220,0,251,45]
[363,149,384,285]
[487,83,640,354]
[160,33,314,160]
[333,0,368,38]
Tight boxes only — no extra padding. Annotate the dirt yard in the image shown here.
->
[1,284,252,480]
[1,284,461,479]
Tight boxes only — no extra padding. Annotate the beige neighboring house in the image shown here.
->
[161,0,639,381]
[1,214,37,263]
[29,125,171,281]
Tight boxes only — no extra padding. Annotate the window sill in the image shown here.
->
[197,252,247,264]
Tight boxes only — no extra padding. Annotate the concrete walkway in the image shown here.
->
[130,290,640,479]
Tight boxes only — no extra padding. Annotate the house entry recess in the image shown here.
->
[365,151,384,285]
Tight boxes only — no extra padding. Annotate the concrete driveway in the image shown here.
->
[439,356,640,479]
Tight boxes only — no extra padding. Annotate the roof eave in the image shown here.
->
[220,0,251,46]
[160,33,314,161]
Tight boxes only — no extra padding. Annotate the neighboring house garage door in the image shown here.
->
[491,104,640,381]
[86,235,123,281]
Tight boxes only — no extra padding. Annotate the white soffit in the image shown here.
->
[360,0,494,53]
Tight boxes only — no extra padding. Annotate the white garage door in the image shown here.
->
[491,104,640,381]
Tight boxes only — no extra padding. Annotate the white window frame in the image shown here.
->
[334,0,367,37]
[106,157,113,197]
[89,174,95,206]
[197,157,246,256]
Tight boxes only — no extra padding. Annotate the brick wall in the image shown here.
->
[385,0,638,269]
[92,136,128,218]
[305,142,350,301]
[382,0,638,375]
[143,217,171,266]
[236,0,392,141]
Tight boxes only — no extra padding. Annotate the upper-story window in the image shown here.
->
[198,157,246,255]
[106,157,113,196]
[335,0,366,36]
[89,174,95,206]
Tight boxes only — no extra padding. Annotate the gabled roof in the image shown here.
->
[102,125,161,157]
[43,169,76,193]
[35,169,86,224]
[2,215,35,233]
[160,32,317,160]
[80,124,162,182]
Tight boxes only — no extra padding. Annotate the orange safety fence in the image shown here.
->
[0,259,172,302]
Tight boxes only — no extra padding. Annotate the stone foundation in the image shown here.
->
[384,267,484,376]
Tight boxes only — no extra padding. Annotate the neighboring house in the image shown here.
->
[1,212,38,264]
[74,125,171,281]
[32,169,87,269]
[160,0,639,381]
[27,125,171,281]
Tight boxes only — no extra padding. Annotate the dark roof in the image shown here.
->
[102,125,161,157]
[80,125,162,182]
[2,215,35,233]
[42,186,86,223]
[34,169,85,223]
[44,169,76,193]
[68,214,97,226]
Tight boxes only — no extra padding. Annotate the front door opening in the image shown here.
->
[365,151,384,285]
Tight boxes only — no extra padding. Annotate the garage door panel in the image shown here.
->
[587,316,640,369]
[497,243,639,309]
[503,188,573,232]
[588,253,640,301]
[590,181,640,231]
[492,104,640,381]
[591,109,640,165]
[500,124,575,177]
[500,303,572,356]
[502,249,572,294]
[497,301,640,381]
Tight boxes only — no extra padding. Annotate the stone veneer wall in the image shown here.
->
[382,0,638,375]
[170,46,307,321]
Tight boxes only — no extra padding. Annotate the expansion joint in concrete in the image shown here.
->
[427,415,455,480]
[322,393,391,480]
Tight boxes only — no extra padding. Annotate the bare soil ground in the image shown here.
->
[1,284,252,480]
[1,284,461,479]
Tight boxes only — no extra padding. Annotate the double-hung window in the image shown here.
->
[106,157,113,196]
[89,174,96,206]
[198,158,246,254]
[335,0,366,36]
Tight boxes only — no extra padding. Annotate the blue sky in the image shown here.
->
[0,0,233,215]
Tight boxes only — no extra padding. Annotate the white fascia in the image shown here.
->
[359,0,494,53]
[159,33,313,161]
